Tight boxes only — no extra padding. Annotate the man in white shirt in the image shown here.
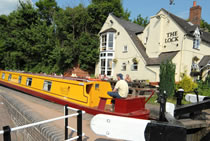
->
[107,73,128,111]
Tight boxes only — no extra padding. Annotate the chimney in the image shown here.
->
[189,1,202,26]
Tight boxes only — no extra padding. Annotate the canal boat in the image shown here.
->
[0,70,153,119]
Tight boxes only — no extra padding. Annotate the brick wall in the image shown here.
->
[64,66,90,78]
[189,1,202,25]
[1,94,64,141]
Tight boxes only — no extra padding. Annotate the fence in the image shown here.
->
[0,105,85,141]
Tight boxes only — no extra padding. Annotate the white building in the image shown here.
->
[95,2,210,82]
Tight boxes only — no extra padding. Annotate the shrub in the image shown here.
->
[159,60,176,97]
[197,75,210,96]
[177,74,197,92]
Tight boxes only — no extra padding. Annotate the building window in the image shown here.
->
[26,78,32,86]
[193,27,200,50]
[131,62,138,71]
[8,74,12,81]
[18,76,22,84]
[1,73,5,79]
[100,32,115,51]
[101,59,106,75]
[43,80,52,91]
[108,33,114,50]
[100,52,114,76]
[193,38,200,49]
[121,63,126,71]
[123,45,128,53]
[101,34,107,51]
[107,59,112,76]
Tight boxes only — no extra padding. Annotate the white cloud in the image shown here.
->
[0,0,32,15]
[0,0,19,15]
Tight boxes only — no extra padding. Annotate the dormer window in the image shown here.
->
[193,27,200,50]
[100,32,115,51]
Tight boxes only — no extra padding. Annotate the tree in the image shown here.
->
[76,32,99,71]
[159,60,176,97]
[35,0,59,26]
[0,0,133,75]
[200,19,210,32]
[88,0,130,33]
[133,14,149,27]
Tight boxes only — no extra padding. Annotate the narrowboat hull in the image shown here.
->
[0,71,150,119]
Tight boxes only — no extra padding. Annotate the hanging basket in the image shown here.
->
[113,58,118,64]
[132,57,138,63]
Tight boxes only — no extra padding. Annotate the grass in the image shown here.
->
[146,93,191,105]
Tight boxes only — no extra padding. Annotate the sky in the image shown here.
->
[0,0,210,23]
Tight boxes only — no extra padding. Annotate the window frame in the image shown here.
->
[18,76,22,84]
[8,74,12,81]
[193,38,200,50]
[100,52,114,76]
[26,78,32,86]
[121,63,126,71]
[100,32,115,51]
[43,80,52,92]
[123,45,128,53]
[1,73,5,79]
[193,28,201,50]
[131,62,138,71]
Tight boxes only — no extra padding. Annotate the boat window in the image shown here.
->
[26,78,32,86]
[1,73,5,79]
[86,84,92,94]
[8,74,12,81]
[43,80,52,91]
[18,76,22,84]
[95,83,99,89]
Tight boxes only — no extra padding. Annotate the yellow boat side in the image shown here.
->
[0,70,112,107]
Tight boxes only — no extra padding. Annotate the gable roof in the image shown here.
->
[110,13,144,34]
[161,8,210,44]
[147,51,179,66]
[110,13,179,66]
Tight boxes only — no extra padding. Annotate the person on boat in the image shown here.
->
[102,74,109,80]
[107,73,128,111]
[125,74,132,82]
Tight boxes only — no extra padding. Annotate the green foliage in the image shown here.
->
[0,0,131,74]
[76,32,99,71]
[159,60,176,97]
[200,19,210,32]
[88,0,130,33]
[176,74,197,92]
[133,14,149,27]
[35,0,59,25]
[197,75,210,96]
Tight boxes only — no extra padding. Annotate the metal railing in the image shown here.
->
[0,105,85,141]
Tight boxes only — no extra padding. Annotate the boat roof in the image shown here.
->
[3,70,93,82]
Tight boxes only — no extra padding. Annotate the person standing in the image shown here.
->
[107,73,128,111]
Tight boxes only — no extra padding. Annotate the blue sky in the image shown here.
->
[32,0,210,23]
[1,0,209,23]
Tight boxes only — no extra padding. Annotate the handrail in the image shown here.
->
[0,106,85,141]
[145,90,155,103]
